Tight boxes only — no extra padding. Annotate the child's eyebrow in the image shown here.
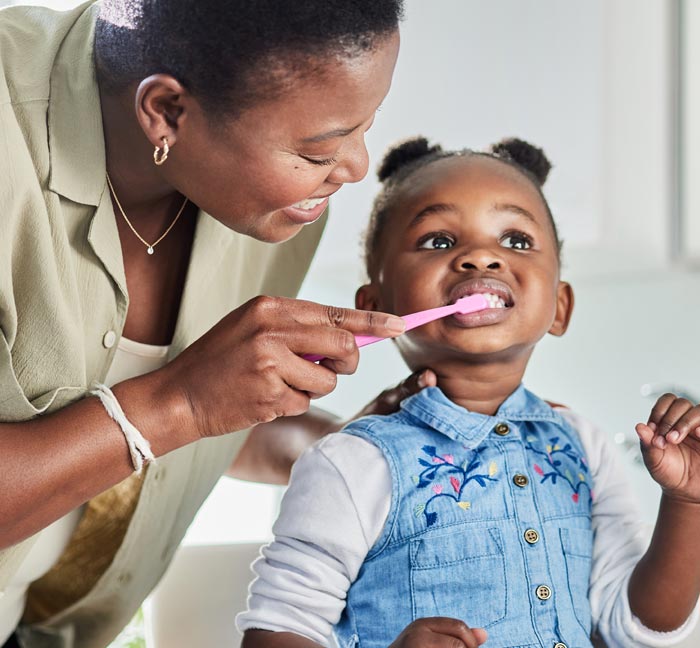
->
[491,202,537,223]
[407,202,461,229]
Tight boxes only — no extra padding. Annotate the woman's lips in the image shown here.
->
[282,196,330,225]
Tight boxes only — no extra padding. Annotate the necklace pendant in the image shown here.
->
[147,246,154,255]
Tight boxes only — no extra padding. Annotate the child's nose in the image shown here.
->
[452,248,504,272]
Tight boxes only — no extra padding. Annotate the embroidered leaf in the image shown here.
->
[563,444,572,452]
[565,469,574,483]
[572,493,579,503]
[533,464,544,476]
[553,460,561,467]
[432,484,443,494]
[412,475,420,484]
[550,436,560,444]
[450,476,460,493]
[578,472,586,482]
[425,512,438,527]
[461,460,468,470]
[473,476,487,487]
[418,458,432,467]
[422,445,437,457]
[553,444,561,451]
[414,503,425,517]
[488,461,497,477]
[417,479,430,489]
[457,501,471,510]
[551,474,558,484]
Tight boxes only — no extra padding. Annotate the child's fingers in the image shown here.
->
[648,393,679,428]
[665,406,700,444]
[655,398,695,444]
[636,422,667,453]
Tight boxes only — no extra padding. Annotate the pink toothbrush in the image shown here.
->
[303,293,490,362]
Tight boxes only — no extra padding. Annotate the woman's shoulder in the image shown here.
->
[0,2,96,106]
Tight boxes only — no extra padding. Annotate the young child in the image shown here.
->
[237,137,700,648]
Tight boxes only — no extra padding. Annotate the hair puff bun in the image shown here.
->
[377,137,443,182]
[490,137,551,186]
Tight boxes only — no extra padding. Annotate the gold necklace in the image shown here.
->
[106,173,189,255]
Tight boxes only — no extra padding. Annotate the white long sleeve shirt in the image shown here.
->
[238,407,699,647]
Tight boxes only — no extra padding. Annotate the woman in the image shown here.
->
[0,0,419,645]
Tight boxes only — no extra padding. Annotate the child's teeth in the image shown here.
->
[292,197,326,210]
[482,293,506,308]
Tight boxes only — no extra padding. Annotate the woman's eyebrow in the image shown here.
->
[491,202,537,223]
[301,124,361,144]
[407,202,461,229]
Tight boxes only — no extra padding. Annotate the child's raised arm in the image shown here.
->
[629,394,700,630]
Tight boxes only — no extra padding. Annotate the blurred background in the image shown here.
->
[3,0,700,645]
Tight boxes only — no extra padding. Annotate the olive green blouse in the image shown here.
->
[0,2,326,645]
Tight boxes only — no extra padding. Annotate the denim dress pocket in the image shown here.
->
[409,526,507,629]
[559,527,594,634]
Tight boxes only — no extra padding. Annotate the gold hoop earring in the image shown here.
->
[153,137,170,166]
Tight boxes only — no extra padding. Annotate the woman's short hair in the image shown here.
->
[95,0,403,117]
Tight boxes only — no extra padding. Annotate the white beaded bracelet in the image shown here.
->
[90,382,156,474]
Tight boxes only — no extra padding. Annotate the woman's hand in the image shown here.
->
[635,393,700,502]
[155,296,406,440]
[389,618,488,648]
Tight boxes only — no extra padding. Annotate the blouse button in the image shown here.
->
[554,643,568,648]
[536,584,552,600]
[524,528,540,544]
[513,473,529,487]
[494,422,510,436]
[102,330,117,349]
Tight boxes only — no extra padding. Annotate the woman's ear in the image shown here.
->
[356,284,381,311]
[134,74,188,149]
[549,281,574,337]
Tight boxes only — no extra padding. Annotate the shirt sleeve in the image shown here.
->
[559,409,700,647]
[236,432,391,646]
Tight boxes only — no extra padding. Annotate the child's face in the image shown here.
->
[357,155,573,371]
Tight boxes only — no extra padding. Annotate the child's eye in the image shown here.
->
[500,232,533,250]
[417,234,455,250]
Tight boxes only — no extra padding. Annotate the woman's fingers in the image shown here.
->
[164,296,410,439]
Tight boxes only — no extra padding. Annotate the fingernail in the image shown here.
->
[648,422,657,432]
[417,373,427,388]
[696,428,700,438]
[668,430,680,443]
[653,436,666,449]
[386,317,406,334]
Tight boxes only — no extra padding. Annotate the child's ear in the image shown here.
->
[356,284,381,311]
[549,281,574,337]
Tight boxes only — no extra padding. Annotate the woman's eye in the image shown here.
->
[500,233,532,250]
[300,154,338,167]
[418,234,455,250]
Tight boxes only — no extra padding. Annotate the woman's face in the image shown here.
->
[170,32,400,243]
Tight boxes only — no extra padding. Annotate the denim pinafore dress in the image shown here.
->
[335,386,594,648]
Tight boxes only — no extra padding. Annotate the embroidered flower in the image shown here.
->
[412,445,498,527]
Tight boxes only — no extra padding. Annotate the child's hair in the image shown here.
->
[364,137,562,280]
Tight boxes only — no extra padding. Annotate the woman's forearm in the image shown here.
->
[0,371,194,549]
[628,494,700,631]
[242,630,325,648]
[228,406,342,484]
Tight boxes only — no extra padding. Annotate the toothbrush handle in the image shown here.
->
[302,304,458,362]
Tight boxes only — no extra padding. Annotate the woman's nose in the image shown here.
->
[452,248,504,272]
[327,137,370,185]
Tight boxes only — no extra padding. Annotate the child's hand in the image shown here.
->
[636,393,700,501]
[389,618,487,648]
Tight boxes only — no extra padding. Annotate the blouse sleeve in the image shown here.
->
[558,408,700,647]
[236,432,391,646]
